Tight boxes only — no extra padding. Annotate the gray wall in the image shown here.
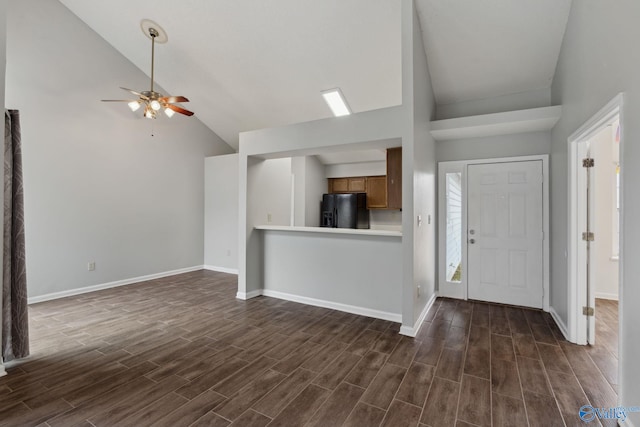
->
[436,131,551,162]
[402,2,436,326]
[0,0,5,109]
[204,154,239,272]
[304,156,325,227]
[325,161,386,178]
[248,158,292,228]
[0,0,6,371]
[291,155,325,227]
[436,88,551,120]
[238,105,406,298]
[6,0,233,298]
[262,231,402,319]
[550,0,640,416]
[591,127,619,300]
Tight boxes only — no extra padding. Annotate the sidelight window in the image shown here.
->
[445,172,462,282]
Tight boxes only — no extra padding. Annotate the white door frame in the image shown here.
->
[438,155,550,311]
[567,93,624,345]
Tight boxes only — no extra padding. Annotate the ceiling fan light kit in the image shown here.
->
[102,19,194,119]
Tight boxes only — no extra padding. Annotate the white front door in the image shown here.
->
[467,161,544,308]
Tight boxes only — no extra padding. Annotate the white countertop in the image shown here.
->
[255,225,402,237]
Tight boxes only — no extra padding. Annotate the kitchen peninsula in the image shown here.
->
[255,225,402,322]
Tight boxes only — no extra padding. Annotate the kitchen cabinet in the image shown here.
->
[386,147,402,209]
[328,177,365,193]
[348,177,366,192]
[329,178,349,193]
[366,176,387,208]
[327,147,402,210]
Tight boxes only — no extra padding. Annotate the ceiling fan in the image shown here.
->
[102,20,194,119]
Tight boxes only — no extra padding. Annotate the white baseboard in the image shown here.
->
[28,265,204,305]
[236,289,263,300]
[399,292,438,337]
[549,306,570,341]
[595,292,619,301]
[261,289,402,323]
[203,265,239,275]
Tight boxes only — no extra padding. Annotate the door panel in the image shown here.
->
[468,161,543,308]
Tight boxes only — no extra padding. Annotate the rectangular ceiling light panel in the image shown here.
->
[322,88,351,117]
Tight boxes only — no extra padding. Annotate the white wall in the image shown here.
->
[262,230,402,319]
[6,0,233,299]
[0,0,6,374]
[291,155,326,227]
[402,0,437,332]
[370,210,402,231]
[436,88,552,120]
[304,156,325,227]
[238,0,435,335]
[550,0,640,417]
[591,127,619,300]
[242,156,292,297]
[238,105,405,297]
[325,161,386,178]
[204,154,239,273]
[0,0,5,110]
[292,157,306,226]
[248,158,292,228]
[436,131,551,162]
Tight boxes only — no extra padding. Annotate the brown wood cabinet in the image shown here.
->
[348,177,366,192]
[326,147,402,210]
[366,176,387,208]
[386,147,402,209]
[329,178,349,193]
[328,177,366,193]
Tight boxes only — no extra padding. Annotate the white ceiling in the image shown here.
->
[59,0,402,151]
[415,0,572,106]
[59,0,571,152]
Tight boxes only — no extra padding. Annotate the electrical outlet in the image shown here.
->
[227,249,231,256]
[417,285,421,297]
[267,213,272,223]
[87,261,95,271]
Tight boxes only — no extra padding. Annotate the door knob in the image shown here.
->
[469,239,476,244]
[469,229,475,235]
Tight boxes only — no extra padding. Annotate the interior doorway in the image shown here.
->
[567,94,622,369]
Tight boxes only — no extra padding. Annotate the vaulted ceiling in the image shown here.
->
[59,0,571,151]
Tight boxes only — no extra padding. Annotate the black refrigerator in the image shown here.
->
[320,193,369,229]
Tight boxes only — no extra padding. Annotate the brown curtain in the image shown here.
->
[2,110,29,361]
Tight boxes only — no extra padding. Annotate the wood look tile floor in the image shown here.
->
[0,270,619,427]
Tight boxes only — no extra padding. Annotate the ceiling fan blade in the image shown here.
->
[101,99,137,102]
[120,87,149,99]
[160,95,189,103]
[166,103,194,116]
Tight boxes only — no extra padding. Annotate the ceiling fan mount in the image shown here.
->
[102,19,193,119]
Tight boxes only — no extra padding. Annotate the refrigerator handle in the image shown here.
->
[334,208,337,228]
